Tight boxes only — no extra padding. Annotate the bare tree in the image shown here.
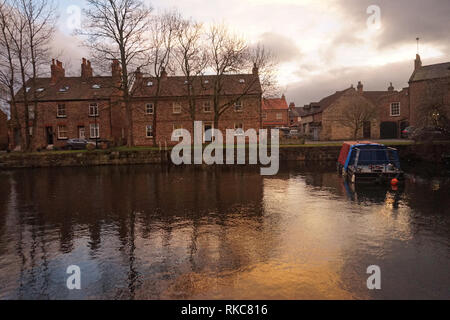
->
[0,0,56,151]
[247,43,279,97]
[206,24,258,130]
[78,0,152,147]
[146,11,180,146]
[173,18,208,131]
[337,95,378,139]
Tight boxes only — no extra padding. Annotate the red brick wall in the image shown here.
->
[132,95,262,146]
[262,109,289,128]
[12,99,118,149]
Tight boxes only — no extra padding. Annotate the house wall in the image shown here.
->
[132,95,262,146]
[321,91,380,141]
[12,99,116,150]
[262,109,289,129]
[409,77,450,127]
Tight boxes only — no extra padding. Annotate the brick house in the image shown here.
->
[10,59,127,150]
[408,54,450,127]
[288,102,304,128]
[262,95,289,130]
[131,68,262,146]
[0,109,7,149]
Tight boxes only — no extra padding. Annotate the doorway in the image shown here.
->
[78,126,85,139]
[363,121,371,139]
[204,123,213,142]
[45,126,54,145]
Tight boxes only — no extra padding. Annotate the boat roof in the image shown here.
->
[343,141,384,146]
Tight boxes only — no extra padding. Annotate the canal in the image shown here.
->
[0,163,449,299]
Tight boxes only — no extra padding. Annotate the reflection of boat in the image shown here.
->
[337,141,404,183]
[342,178,404,204]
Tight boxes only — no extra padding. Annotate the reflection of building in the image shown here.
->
[262,95,289,129]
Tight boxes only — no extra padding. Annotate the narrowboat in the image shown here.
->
[337,141,404,183]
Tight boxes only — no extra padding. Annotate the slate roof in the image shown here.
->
[410,62,450,82]
[134,73,262,98]
[302,87,353,116]
[15,76,116,102]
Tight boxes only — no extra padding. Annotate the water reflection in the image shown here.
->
[0,164,448,300]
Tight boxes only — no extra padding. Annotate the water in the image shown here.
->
[0,163,449,300]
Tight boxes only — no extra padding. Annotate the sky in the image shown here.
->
[54,0,450,106]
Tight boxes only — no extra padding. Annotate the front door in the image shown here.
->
[46,126,54,145]
[204,123,213,142]
[363,121,371,139]
[78,126,85,139]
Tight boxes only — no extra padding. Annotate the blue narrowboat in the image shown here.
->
[337,141,403,183]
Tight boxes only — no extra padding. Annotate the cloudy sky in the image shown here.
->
[55,0,450,106]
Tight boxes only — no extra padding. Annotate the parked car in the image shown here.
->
[401,126,416,139]
[410,127,450,142]
[64,138,94,150]
[287,129,301,138]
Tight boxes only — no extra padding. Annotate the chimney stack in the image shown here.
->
[289,102,296,110]
[81,58,93,80]
[135,67,143,84]
[357,81,363,93]
[111,59,121,79]
[50,59,65,84]
[388,82,394,92]
[252,63,259,76]
[414,54,422,70]
[160,67,167,79]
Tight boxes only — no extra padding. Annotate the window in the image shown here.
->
[234,123,244,136]
[147,81,153,87]
[203,101,212,113]
[146,125,153,138]
[59,86,69,92]
[57,104,66,117]
[173,102,182,114]
[29,127,33,136]
[173,124,183,138]
[239,79,245,84]
[58,125,68,139]
[28,105,35,120]
[390,102,400,116]
[92,84,101,89]
[90,124,100,138]
[146,103,154,115]
[234,100,243,112]
[276,113,283,120]
[262,113,267,120]
[36,88,45,92]
[89,103,99,116]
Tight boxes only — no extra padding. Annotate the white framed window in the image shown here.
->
[28,105,35,120]
[390,102,400,116]
[234,100,243,112]
[203,101,212,113]
[234,123,244,136]
[146,125,153,138]
[276,113,283,120]
[57,104,66,117]
[173,124,183,138]
[89,103,99,117]
[173,102,182,114]
[146,103,154,115]
[57,125,68,139]
[90,124,100,138]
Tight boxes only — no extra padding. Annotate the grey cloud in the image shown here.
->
[257,32,302,63]
[337,0,450,49]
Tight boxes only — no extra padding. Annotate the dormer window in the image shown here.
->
[204,80,209,84]
[147,81,153,87]
[36,88,45,92]
[184,80,189,84]
[239,79,245,84]
[59,86,69,92]
[92,84,101,89]
[26,87,31,92]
